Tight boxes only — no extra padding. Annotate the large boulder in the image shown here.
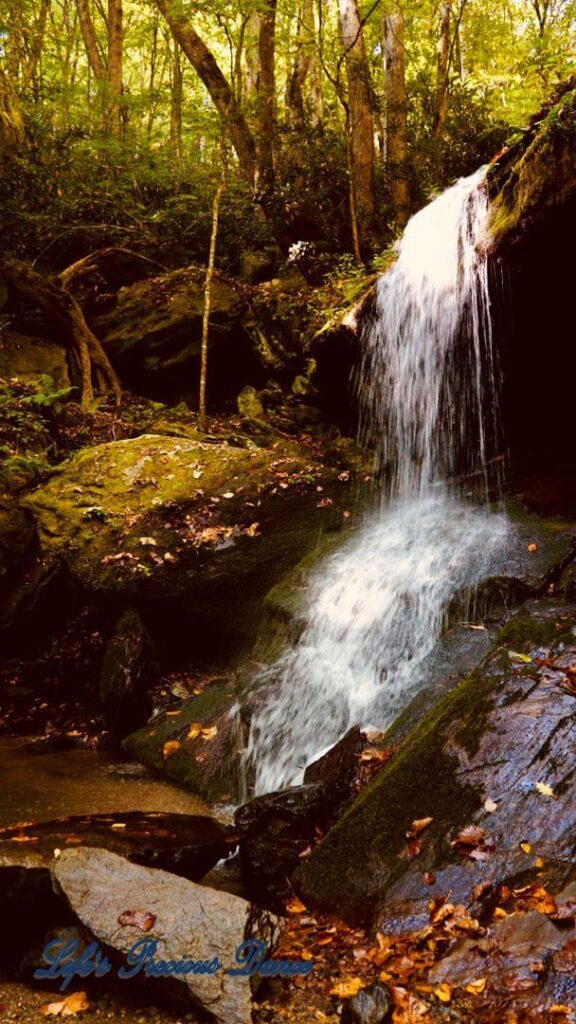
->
[296,599,576,932]
[22,433,346,657]
[99,607,157,736]
[0,329,70,389]
[93,265,263,403]
[52,847,280,1024]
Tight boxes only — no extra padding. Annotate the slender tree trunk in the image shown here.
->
[0,71,25,169]
[154,0,256,188]
[75,0,105,80]
[244,12,260,104]
[286,0,315,127]
[170,37,183,160]
[432,0,451,140]
[310,0,324,126]
[22,0,50,97]
[338,0,376,252]
[199,169,225,431]
[107,0,123,136]
[255,0,276,195]
[384,2,410,228]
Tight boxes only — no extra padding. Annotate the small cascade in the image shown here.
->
[248,168,509,795]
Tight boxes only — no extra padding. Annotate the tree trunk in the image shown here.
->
[255,0,277,196]
[154,0,256,189]
[338,0,376,252]
[244,12,260,104]
[22,0,51,97]
[0,71,25,170]
[384,2,410,228]
[432,0,451,140]
[286,0,315,128]
[198,172,225,431]
[75,0,105,80]
[169,36,183,160]
[107,0,123,136]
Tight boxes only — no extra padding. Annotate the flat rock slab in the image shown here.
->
[0,811,234,880]
[297,600,576,933]
[53,848,279,1024]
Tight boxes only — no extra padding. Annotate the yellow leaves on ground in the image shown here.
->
[465,978,487,995]
[41,992,90,1016]
[162,739,180,760]
[329,977,365,998]
[520,841,532,853]
[433,982,452,1003]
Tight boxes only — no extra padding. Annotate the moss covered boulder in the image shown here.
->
[488,76,576,249]
[296,599,576,932]
[122,680,242,803]
[23,433,347,656]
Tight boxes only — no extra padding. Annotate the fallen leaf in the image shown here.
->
[201,725,218,741]
[187,723,202,740]
[41,992,90,1016]
[424,872,436,885]
[285,897,307,914]
[118,909,157,932]
[465,978,487,994]
[536,781,555,797]
[162,740,180,760]
[528,543,538,553]
[330,977,365,998]
[484,797,498,813]
[434,982,452,1003]
[110,822,126,831]
[520,842,532,853]
[408,817,433,838]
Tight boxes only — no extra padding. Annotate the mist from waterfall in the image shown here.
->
[248,168,509,795]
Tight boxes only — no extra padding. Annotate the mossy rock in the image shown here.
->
[0,493,35,582]
[23,433,347,657]
[122,681,242,803]
[296,599,576,931]
[488,78,576,248]
[0,331,70,389]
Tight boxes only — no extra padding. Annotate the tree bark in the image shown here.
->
[0,71,25,169]
[384,2,410,228]
[198,171,225,431]
[286,0,315,128]
[432,0,451,140]
[107,0,123,135]
[153,0,256,188]
[338,0,376,251]
[75,0,105,80]
[169,36,183,160]
[244,12,261,104]
[255,0,277,196]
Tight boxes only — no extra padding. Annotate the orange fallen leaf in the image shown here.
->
[162,740,180,760]
[285,896,307,914]
[201,725,218,741]
[41,992,90,1016]
[528,543,538,553]
[330,977,365,998]
[187,723,202,740]
[408,817,433,838]
[118,908,157,932]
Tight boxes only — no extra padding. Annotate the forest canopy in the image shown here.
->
[1,0,576,272]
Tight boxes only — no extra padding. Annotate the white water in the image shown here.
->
[249,169,509,794]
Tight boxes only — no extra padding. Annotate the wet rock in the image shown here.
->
[304,726,366,820]
[123,681,244,803]
[235,784,326,913]
[296,600,576,931]
[341,982,393,1024]
[99,608,157,736]
[0,811,234,879]
[0,330,70,389]
[429,908,575,993]
[237,385,267,428]
[53,847,281,1024]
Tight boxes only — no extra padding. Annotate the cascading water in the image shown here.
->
[248,168,509,795]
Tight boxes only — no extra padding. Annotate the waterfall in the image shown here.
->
[248,169,509,795]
